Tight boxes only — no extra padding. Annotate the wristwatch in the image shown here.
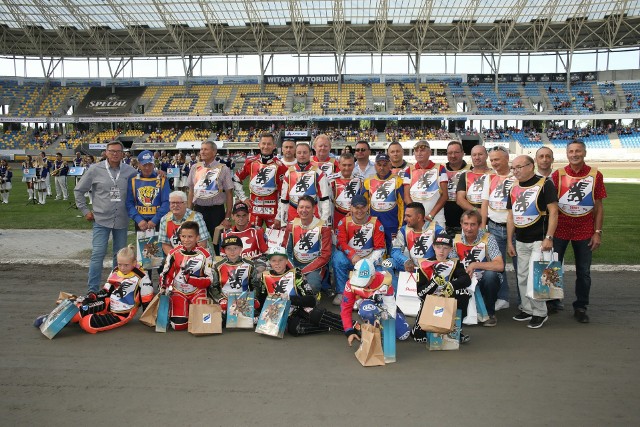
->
[595,229,603,235]
[225,217,231,221]
[544,235,553,240]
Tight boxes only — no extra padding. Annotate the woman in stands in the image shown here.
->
[0,159,12,204]
[22,155,35,201]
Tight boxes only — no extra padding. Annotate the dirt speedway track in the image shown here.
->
[1,264,638,427]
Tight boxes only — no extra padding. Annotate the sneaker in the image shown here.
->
[495,299,510,311]
[513,311,533,322]
[483,315,497,327]
[459,332,470,344]
[324,288,336,298]
[33,314,47,328]
[332,293,343,306]
[574,308,590,324]
[527,315,548,329]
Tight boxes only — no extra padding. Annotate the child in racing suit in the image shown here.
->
[159,221,213,330]
[36,245,154,334]
[341,259,411,346]
[255,246,344,336]
[413,232,472,343]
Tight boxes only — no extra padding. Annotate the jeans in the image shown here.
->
[88,223,128,293]
[553,237,592,310]
[477,270,502,316]
[488,221,517,302]
[515,240,548,317]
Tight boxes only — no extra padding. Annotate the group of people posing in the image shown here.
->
[43,132,605,343]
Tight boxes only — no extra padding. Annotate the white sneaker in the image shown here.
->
[495,299,510,311]
[332,293,343,306]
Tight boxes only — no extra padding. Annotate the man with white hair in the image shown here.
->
[158,190,211,256]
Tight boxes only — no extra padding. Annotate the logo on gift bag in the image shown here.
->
[203,313,211,324]
[433,306,444,317]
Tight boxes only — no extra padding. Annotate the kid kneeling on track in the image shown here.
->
[158,221,213,330]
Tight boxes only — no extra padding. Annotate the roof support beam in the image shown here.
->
[374,0,388,53]
[289,0,306,54]
[4,0,43,57]
[59,0,111,57]
[413,0,434,54]
[604,0,629,48]
[31,0,77,56]
[455,0,480,52]
[243,0,266,54]
[532,0,560,52]
[333,0,346,88]
[198,0,226,54]
[104,0,147,55]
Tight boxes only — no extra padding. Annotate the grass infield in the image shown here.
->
[0,167,637,265]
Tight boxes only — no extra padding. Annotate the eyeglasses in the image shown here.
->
[354,148,369,152]
[510,163,532,172]
[107,150,123,154]
[169,201,185,205]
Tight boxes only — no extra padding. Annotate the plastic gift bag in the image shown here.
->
[526,250,564,301]
[226,291,255,329]
[255,296,290,338]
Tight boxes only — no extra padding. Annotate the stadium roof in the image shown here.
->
[0,0,639,58]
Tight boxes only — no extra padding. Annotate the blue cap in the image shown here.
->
[351,194,368,207]
[375,153,390,162]
[138,150,154,165]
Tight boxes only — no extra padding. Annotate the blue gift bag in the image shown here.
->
[226,291,255,329]
[255,296,290,338]
[156,294,170,333]
[427,309,462,351]
[40,299,79,339]
[527,251,564,301]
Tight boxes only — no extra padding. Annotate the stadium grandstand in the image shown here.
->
[0,0,639,163]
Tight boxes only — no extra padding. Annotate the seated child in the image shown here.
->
[256,246,344,336]
[341,259,411,347]
[412,232,472,343]
[35,245,153,334]
[158,221,213,330]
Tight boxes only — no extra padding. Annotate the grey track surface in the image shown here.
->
[1,264,639,427]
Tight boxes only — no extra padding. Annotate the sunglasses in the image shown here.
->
[354,148,369,152]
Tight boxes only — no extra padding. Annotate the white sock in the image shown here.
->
[28,188,33,199]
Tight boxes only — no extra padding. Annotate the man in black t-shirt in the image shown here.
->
[507,155,558,329]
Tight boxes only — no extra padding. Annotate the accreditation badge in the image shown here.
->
[109,186,122,202]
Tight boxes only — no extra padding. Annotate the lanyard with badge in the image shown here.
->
[105,162,122,202]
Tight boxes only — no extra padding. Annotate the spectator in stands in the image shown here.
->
[74,141,138,293]
[457,144,491,213]
[187,141,234,254]
[353,140,376,180]
[535,146,555,178]
[444,141,470,235]
[507,155,558,329]
[403,140,448,227]
[551,141,607,323]
[481,146,515,311]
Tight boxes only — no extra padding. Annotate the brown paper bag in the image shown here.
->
[355,323,385,367]
[139,293,160,327]
[188,299,223,336]
[418,295,457,334]
[56,291,78,304]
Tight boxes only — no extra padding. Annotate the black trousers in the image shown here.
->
[193,203,226,255]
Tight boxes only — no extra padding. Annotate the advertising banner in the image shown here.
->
[75,87,145,115]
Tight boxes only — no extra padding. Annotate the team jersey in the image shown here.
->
[209,257,261,302]
[159,245,213,295]
[445,164,470,202]
[391,221,444,267]
[458,170,490,207]
[415,258,470,299]
[403,161,447,224]
[331,174,363,226]
[127,172,170,224]
[453,233,490,279]
[335,215,386,264]
[311,155,341,176]
[191,162,225,202]
[285,217,332,273]
[555,167,598,217]
[220,226,268,260]
[233,154,288,220]
[391,160,410,179]
[256,267,317,315]
[509,176,547,228]
[278,164,331,223]
[102,266,154,314]
[363,173,404,234]
[482,173,516,223]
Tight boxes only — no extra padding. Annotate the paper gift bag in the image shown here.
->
[226,291,255,329]
[155,294,171,333]
[265,228,286,247]
[418,295,457,334]
[40,299,80,339]
[139,293,160,327]
[527,250,564,301]
[255,296,290,338]
[355,323,385,367]
[427,309,462,351]
[396,271,421,317]
[188,299,223,336]
[56,291,78,304]
[137,230,163,270]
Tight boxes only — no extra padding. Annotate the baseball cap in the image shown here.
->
[351,194,368,207]
[221,236,243,248]
[266,246,288,259]
[413,140,430,149]
[138,150,154,165]
[433,232,453,247]
[232,201,249,214]
[350,259,375,288]
[375,153,390,163]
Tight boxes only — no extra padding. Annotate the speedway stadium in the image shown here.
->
[1,0,640,163]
